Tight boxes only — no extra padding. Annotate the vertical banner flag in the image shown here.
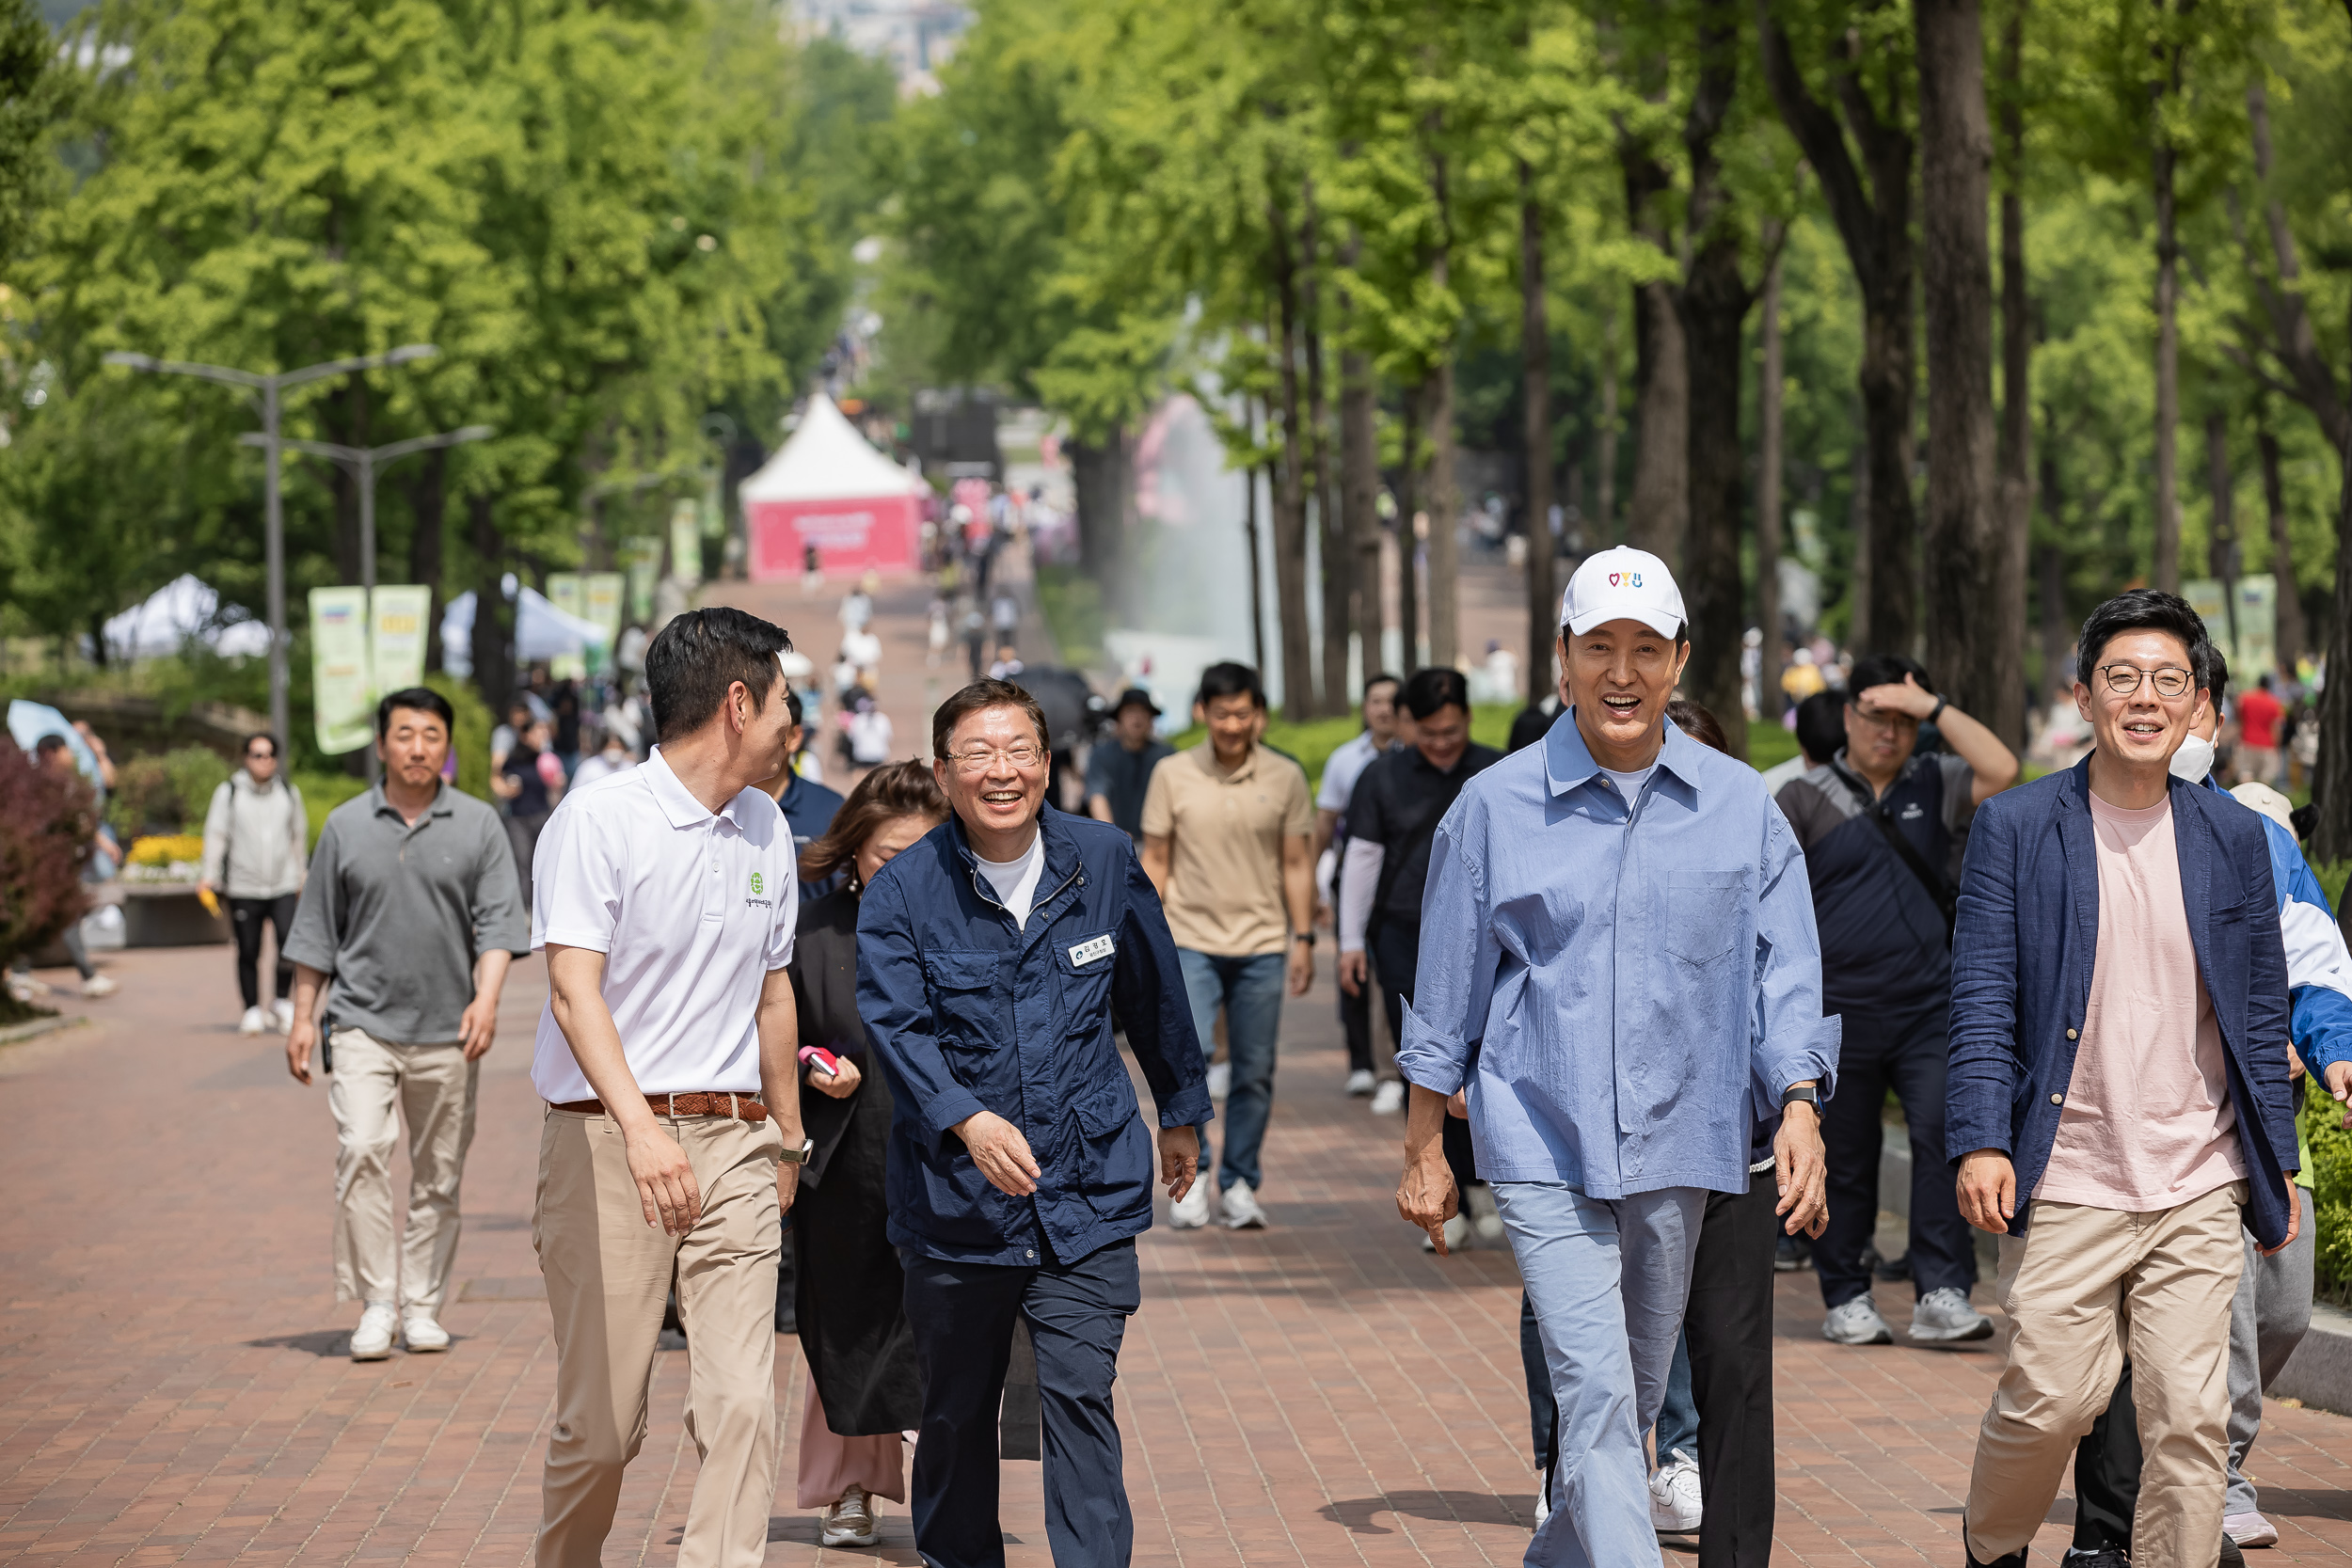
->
[669,499,704,588]
[310,587,373,754]
[371,586,431,693]
[583,573,626,646]
[622,537,662,622]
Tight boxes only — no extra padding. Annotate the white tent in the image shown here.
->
[739,393,929,505]
[440,586,610,675]
[101,574,272,661]
[739,394,929,578]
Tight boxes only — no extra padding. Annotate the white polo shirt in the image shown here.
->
[529,747,798,1103]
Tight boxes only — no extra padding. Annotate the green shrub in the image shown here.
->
[106,745,230,836]
[2305,1083,2352,1304]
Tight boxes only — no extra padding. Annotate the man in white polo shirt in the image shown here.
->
[529,606,810,1568]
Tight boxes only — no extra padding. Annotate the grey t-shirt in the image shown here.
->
[285,782,531,1044]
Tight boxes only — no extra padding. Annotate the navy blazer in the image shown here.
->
[1947,758,2299,1247]
[856,805,1212,1265]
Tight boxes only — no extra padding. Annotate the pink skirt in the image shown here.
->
[795,1370,907,1508]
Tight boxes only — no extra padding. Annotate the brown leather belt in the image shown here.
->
[552,1092,770,1123]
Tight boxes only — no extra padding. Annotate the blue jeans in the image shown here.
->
[1177,948,1286,1193]
[1498,1181,1705,1568]
[1655,1329,1697,1463]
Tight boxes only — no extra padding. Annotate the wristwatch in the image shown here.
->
[1926,697,1948,724]
[780,1136,816,1164]
[1294,931,1316,947]
[1779,1085,1821,1114]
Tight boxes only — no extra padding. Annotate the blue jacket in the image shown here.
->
[856,806,1212,1265]
[1947,758,2299,1246]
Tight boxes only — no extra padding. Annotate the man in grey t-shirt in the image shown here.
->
[285,687,530,1361]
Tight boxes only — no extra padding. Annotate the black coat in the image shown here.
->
[788,886,923,1435]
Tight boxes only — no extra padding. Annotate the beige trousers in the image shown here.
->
[532,1107,785,1568]
[327,1027,478,1313]
[1963,1180,2249,1568]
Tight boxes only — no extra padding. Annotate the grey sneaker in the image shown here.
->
[1910,1286,1994,1342]
[1822,1295,1894,1345]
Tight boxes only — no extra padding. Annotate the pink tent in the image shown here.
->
[741,394,931,578]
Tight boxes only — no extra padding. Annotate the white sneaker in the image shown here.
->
[5,972,40,1004]
[1168,1180,1213,1229]
[80,974,117,998]
[239,1006,269,1036]
[1421,1214,1473,1253]
[350,1303,399,1361]
[1370,1080,1406,1116]
[272,997,295,1033]
[1345,1069,1376,1097]
[1464,1183,1505,1244]
[821,1483,878,1546]
[1221,1181,1268,1229]
[1649,1449,1703,1532]
[1909,1286,1994,1342]
[1205,1062,1231,1101]
[1534,1465,1551,1528]
[402,1312,451,1353]
[2224,1511,2280,1548]
[1822,1295,1895,1345]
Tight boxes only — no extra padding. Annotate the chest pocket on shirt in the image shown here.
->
[925,951,1000,1049]
[1056,930,1118,1037]
[1666,870,1745,967]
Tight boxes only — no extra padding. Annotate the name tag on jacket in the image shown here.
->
[1068,934,1116,967]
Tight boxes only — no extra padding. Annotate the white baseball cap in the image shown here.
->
[1560,546,1687,639]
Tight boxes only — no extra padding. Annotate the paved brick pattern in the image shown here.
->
[6,941,2346,1567]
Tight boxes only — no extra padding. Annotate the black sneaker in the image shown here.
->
[2061,1550,2128,1568]
[2220,1539,2245,1568]
[1775,1233,1812,1272]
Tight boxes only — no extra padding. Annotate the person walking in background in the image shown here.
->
[1772,654,2018,1348]
[1948,590,2301,1568]
[783,761,947,1547]
[856,680,1210,1568]
[199,731,309,1035]
[768,689,846,882]
[1337,666,1502,1249]
[1756,690,1847,795]
[1313,673,1400,1102]
[569,723,636,790]
[528,608,809,1568]
[283,688,529,1362]
[2233,671,2284,787]
[1141,661,1316,1232]
[1084,688,1172,842]
[493,716,564,906]
[1395,548,1836,1568]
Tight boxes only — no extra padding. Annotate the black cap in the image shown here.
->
[1113,687,1162,717]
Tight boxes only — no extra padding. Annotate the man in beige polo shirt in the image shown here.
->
[1140,660,1315,1230]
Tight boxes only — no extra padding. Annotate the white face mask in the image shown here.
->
[2169,733,2217,782]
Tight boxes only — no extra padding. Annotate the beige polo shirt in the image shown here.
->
[1141,741,1314,956]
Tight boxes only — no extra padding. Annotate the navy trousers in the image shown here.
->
[902,1238,1141,1568]
[1815,997,1977,1310]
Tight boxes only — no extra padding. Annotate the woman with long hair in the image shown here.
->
[784,759,946,1546]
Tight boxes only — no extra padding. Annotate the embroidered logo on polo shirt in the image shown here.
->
[750,871,765,896]
[1069,934,1116,967]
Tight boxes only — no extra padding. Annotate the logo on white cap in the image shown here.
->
[1559,546,1687,640]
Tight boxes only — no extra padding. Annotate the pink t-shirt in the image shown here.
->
[2036,792,2246,1210]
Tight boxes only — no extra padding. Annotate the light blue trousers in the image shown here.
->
[1495,1181,1706,1568]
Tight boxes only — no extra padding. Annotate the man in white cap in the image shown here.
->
[1396,546,1840,1568]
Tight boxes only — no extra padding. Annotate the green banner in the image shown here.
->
[372,586,431,694]
[310,586,373,755]
[583,572,626,643]
[621,537,661,622]
[669,499,703,587]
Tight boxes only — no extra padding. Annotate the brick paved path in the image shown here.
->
[6,941,2347,1567]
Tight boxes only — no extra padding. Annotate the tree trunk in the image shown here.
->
[1271,245,1315,720]
[1917,0,2011,739]
[1342,345,1384,678]
[326,378,372,586]
[2150,24,2185,594]
[2313,435,2352,862]
[2206,411,2236,589]
[1996,0,2036,737]
[406,446,449,673]
[1398,388,1422,671]
[1849,405,1874,641]
[2257,407,2303,676]
[1756,252,1786,721]
[1070,431,1128,593]
[1627,280,1690,567]
[1303,188,1347,716]
[1521,157,1557,708]
[1597,303,1620,544]
[1423,137,1460,671]
[1246,452,1267,678]
[1756,2,1919,655]
[468,491,515,707]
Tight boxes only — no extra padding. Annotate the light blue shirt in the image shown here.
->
[1397,710,1841,1197]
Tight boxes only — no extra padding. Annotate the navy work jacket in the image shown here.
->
[856,805,1211,1265]
[1947,757,2299,1246]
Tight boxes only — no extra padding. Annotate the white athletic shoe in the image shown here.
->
[821,1484,878,1546]
[1370,1080,1406,1116]
[1822,1295,1895,1345]
[2224,1512,2280,1548]
[1421,1214,1473,1253]
[1463,1183,1506,1244]
[1649,1449,1703,1532]
[239,1006,269,1036]
[350,1303,399,1361]
[1168,1180,1214,1230]
[1221,1181,1268,1229]
[1345,1069,1376,1097]
[1205,1062,1231,1101]
[272,997,295,1033]
[402,1313,451,1353]
[1909,1286,1994,1342]
[81,974,117,998]
[1534,1465,1552,1528]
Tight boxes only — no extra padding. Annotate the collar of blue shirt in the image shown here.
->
[1542,707,1704,809]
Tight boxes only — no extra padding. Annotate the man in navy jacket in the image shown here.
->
[858,679,1210,1568]
[1947,591,2300,1568]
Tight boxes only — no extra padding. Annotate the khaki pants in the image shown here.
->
[532,1107,785,1568]
[1963,1181,2248,1568]
[327,1028,478,1313]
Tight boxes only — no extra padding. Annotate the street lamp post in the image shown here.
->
[103,344,439,751]
[238,425,494,781]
